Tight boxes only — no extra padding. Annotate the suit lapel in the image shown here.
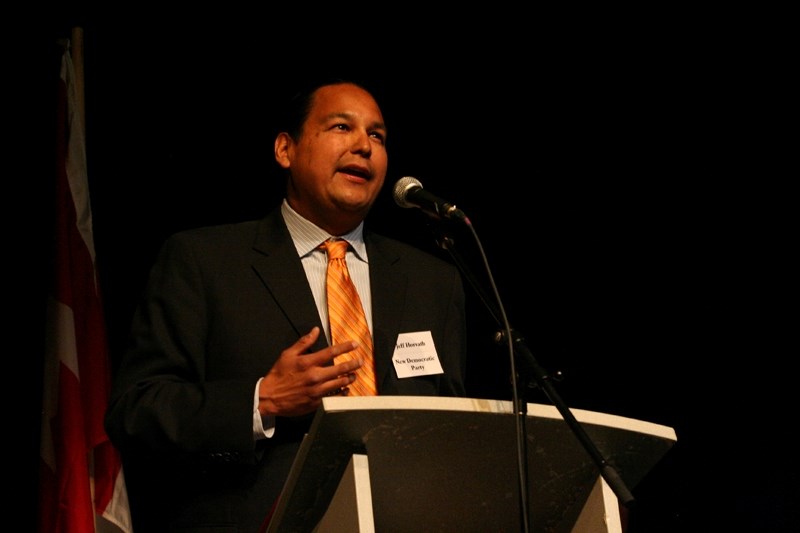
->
[250,211,328,353]
[366,234,408,390]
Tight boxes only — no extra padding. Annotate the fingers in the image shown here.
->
[292,326,321,353]
[331,344,362,371]
[306,338,363,398]
[324,372,357,397]
[303,341,361,371]
[330,339,356,357]
[279,328,363,374]
[265,328,365,411]
[289,328,356,360]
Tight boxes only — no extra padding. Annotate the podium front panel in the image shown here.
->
[268,396,676,533]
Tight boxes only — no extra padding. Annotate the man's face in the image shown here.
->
[277,83,388,235]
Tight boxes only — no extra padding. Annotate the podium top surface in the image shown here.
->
[269,396,677,533]
[321,395,677,441]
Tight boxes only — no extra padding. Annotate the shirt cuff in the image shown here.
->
[253,377,276,440]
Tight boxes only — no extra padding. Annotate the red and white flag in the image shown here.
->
[38,37,133,533]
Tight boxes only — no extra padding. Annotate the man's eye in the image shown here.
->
[370,132,386,144]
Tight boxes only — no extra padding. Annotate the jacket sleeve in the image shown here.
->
[104,232,259,466]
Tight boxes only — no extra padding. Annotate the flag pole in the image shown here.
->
[70,27,85,131]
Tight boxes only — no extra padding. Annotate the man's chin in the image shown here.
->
[335,195,375,215]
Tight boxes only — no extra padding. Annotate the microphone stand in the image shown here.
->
[428,218,635,532]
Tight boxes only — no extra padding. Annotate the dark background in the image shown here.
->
[21,12,794,532]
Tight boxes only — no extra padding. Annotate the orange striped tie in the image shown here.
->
[322,240,377,396]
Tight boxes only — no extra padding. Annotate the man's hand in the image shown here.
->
[258,326,362,417]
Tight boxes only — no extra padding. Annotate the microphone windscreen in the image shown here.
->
[393,176,423,208]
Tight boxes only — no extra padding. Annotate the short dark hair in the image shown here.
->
[276,77,383,140]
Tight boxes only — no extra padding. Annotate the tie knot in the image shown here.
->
[322,239,349,260]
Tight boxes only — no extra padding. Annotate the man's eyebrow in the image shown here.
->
[324,111,354,122]
[324,112,386,132]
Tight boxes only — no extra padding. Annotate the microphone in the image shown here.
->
[392,177,468,223]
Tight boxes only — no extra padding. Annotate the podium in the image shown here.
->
[266,396,676,533]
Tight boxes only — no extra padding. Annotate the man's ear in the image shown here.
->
[274,132,292,169]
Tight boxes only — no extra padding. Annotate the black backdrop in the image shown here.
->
[22,14,795,533]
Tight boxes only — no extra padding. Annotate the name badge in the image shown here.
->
[392,331,444,378]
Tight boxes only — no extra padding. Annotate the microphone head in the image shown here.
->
[393,176,423,208]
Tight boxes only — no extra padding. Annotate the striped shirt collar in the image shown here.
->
[280,199,367,261]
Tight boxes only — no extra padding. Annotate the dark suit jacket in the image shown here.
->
[105,207,467,532]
